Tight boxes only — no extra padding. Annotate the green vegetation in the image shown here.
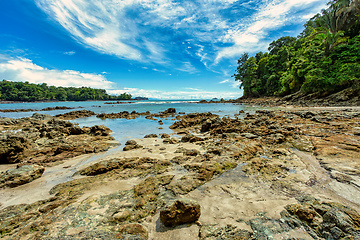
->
[234,0,360,98]
[0,80,131,101]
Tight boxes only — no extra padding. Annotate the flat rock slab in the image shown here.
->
[160,199,201,227]
[0,164,45,189]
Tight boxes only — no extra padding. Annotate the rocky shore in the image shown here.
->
[199,87,360,107]
[0,106,360,239]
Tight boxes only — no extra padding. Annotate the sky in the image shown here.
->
[0,0,327,99]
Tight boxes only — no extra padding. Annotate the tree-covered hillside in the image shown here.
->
[234,0,360,98]
[0,80,131,101]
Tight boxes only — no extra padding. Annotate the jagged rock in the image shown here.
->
[160,199,201,227]
[123,144,143,151]
[181,134,203,143]
[163,108,176,114]
[144,134,158,138]
[0,116,114,165]
[160,133,170,138]
[125,139,138,145]
[163,138,179,144]
[184,149,200,156]
[56,110,95,120]
[0,164,45,188]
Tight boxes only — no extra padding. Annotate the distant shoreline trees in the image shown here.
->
[0,80,132,102]
[234,0,360,98]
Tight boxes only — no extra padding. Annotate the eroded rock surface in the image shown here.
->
[1,108,360,239]
[0,165,45,189]
[160,199,201,227]
[0,114,115,165]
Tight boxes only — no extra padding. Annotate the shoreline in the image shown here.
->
[1,106,360,239]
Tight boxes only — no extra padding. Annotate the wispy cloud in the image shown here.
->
[0,56,114,89]
[63,51,76,55]
[219,79,230,84]
[215,0,326,62]
[176,61,197,74]
[35,0,327,70]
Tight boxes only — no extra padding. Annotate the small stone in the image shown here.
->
[125,140,137,145]
[113,210,132,222]
[184,149,200,156]
[160,199,201,227]
[241,133,258,139]
[144,134,158,138]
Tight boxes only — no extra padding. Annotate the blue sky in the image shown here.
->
[0,0,326,99]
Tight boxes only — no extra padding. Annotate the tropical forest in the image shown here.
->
[0,80,132,101]
[234,0,360,98]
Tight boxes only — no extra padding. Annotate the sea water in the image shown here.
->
[0,100,261,146]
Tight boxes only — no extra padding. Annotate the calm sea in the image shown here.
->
[0,100,261,146]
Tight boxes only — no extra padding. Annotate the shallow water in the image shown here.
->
[0,100,263,146]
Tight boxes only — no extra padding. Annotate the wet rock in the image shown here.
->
[160,133,170,138]
[163,138,179,144]
[163,108,176,114]
[89,125,112,136]
[123,139,143,151]
[170,112,218,129]
[56,110,95,120]
[123,144,143,151]
[160,199,201,227]
[184,149,200,156]
[0,116,114,165]
[0,164,45,188]
[181,134,204,143]
[144,134,158,138]
[125,139,138,145]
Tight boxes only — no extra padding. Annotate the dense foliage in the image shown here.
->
[234,0,360,98]
[0,80,132,101]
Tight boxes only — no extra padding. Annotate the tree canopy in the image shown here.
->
[0,80,132,102]
[234,0,360,98]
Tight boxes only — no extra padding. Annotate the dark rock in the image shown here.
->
[123,144,143,151]
[56,110,95,120]
[0,164,45,188]
[184,149,200,156]
[144,134,158,138]
[163,138,179,144]
[181,134,203,143]
[160,133,170,138]
[160,199,201,227]
[125,139,138,145]
[163,108,176,114]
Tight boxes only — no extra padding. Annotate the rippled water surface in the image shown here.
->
[0,100,262,146]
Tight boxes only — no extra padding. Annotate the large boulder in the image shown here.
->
[160,199,201,227]
[0,164,45,188]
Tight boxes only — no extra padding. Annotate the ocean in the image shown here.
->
[0,100,261,146]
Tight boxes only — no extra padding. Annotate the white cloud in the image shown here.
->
[176,61,197,74]
[219,79,230,84]
[0,56,114,89]
[64,51,76,55]
[108,87,242,100]
[34,0,327,71]
[215,0,327,62]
